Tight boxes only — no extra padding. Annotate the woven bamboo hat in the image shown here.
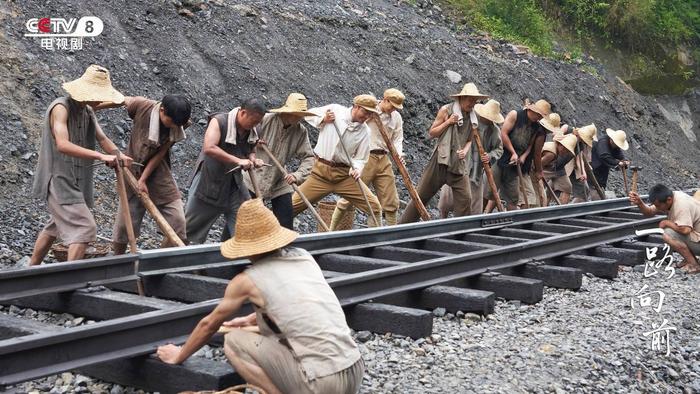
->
[526,99,552,117]
[576,123,598,147]
[220,199,298,260]
[474,99,505,124]
[62,65,124,104]
[539,113,561,133]
[559,134,578,155]
[450,83,489,99]
[383,88,405,110]
[606,128,629,151]
[269,93,316,117]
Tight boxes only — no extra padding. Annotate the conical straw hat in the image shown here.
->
[450,83,489,99]
[576,123,597,147]
[474,99,505,124]
[220,199,298,260]
[269,93,317,116]
[526,99,552,117]
[559,134,578,155]
[539,112,561,133]
[605,128,629,151]
[62,65,124,104]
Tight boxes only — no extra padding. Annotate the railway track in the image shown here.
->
[0,197,664,392]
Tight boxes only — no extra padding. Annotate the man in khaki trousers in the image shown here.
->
[331,89,405,228]
[291,95,382,226]
[400,83,489,223]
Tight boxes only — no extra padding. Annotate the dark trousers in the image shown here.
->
[250,192,294,230]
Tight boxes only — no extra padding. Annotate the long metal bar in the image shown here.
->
[0,197,650,302]
[0,216,660,385]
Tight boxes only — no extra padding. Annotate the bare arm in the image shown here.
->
[629,192,657,216]
[157,272,259,364]
[203,119,249,167]
[136,141,173,193]
[428,107,457,139]
[540,151,556,168]
[532,134,545,175]
[51,105,114,162]
[499,111,517,156]
[92,96,134,111]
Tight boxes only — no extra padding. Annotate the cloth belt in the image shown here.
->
[315,155,349,168]
[370,149,388,155]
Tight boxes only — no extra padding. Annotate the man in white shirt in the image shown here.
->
[291,94,382,227]
[331,89,405,228]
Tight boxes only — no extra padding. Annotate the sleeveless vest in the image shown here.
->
[32,97,97,207]
[497,109,542,173]
[433,104,471,175]
[245,248,361,381]
[193,113,255,208]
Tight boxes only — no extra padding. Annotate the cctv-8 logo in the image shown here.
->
[74,17,103,37]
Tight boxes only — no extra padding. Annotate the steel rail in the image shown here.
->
[0,197,646,302]
[0,216,660,385]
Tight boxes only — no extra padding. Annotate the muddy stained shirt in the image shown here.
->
[497,109,545,173]
[668,191,700,242]
[124,97,182,205]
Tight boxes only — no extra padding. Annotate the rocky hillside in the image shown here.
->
[0,0,698,265]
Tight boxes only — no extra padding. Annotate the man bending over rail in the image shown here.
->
[157,198,364,394]
[30,65,133,265]
[630,184,700,274]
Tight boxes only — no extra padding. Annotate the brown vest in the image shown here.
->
[32,97,97,206]
[433,103,471,175]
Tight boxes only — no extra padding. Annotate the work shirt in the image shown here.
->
[244,113,315,199]
[469,120,503,184]
[591,135,625,187]
[668,191,700,242]
[124,97,185,205]
[305,104,370,172]
[33,97,98,207]
[368,109,404,156]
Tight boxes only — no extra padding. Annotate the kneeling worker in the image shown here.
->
[157,199,364,394]
[630,184,700,274]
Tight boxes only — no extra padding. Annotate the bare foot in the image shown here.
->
[674,259,690,269]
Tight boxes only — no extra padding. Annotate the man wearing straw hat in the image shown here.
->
[485,99,551,211]
[541,132,578,204]
[590,128,630,198]
[438,98,504,216]
[29,65,133,265]
[400,83,489,223]
[290,94,382,227]
[563,123,597,203]
[243,93,315,230]
[331,88,406,227]
[94,94,192,253]
[157,199,364,393]
[185,99,266,244]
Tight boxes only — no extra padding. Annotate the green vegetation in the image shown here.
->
[444,0,700,93]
